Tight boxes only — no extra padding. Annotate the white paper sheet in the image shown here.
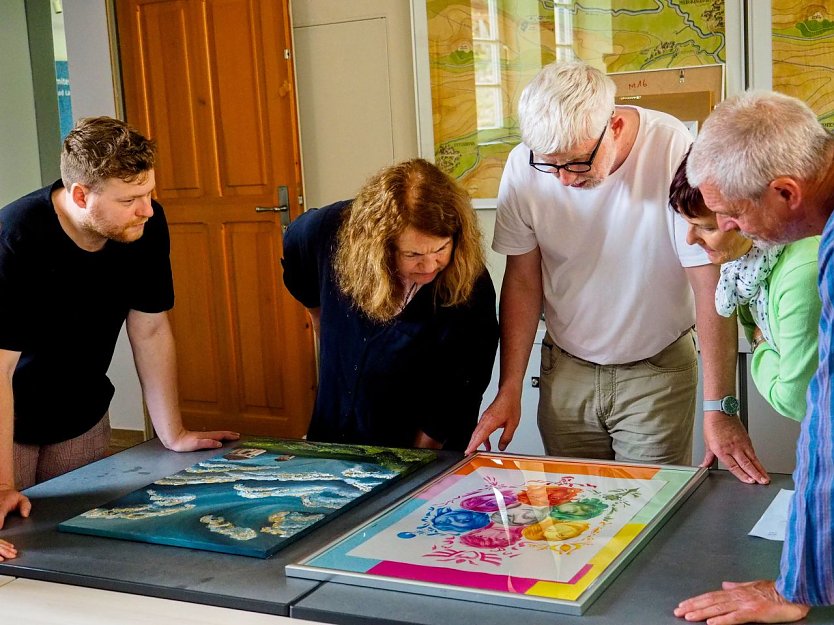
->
[749,489,794,541]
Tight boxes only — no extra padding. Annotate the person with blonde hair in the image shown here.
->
[466,60,767,486]
[282,158,498,450]
[675,89,834,624]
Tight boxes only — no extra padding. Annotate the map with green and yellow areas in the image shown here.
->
[772,1,834,130]
[427,0,725,199]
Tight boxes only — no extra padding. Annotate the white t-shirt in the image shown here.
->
[493,106,708,364]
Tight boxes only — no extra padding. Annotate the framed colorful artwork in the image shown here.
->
[287,453,707,615]
[58,438,435,558]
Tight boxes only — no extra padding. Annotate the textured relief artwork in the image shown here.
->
[58,438,435,557]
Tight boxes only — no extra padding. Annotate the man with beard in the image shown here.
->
[466,61,766,488]
[0,117,238,559]
[675,90,834,624]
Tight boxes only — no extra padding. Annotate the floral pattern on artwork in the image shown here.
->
[349,463,665,584]
[289,454,707,615]
[396,473,645,564]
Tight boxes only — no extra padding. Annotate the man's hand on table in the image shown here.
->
[0,487,30,529]
[0,537,17,561]
[161,429,240,453]
[0,538,17,562]
[0,486,30,560]
[701,412,770,485]
[675,579,809,624]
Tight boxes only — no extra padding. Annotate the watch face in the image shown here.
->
[722,396,740,414]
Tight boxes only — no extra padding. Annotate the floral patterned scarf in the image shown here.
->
[715,244,785,346]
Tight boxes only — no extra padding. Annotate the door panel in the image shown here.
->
[167,223,222,409]
[207,0,269,192]
[133,1,208,198]
[116,0,316,437]
[226,222,288,413]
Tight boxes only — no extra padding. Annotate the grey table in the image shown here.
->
[0,438,461,616]
[4,442,834,624]
[291,471,834,624]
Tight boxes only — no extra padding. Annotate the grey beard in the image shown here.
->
[740,229,798,248]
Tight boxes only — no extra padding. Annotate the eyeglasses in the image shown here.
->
[529,123,608,174]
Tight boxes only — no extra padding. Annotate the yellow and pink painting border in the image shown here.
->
[287,453,706,615]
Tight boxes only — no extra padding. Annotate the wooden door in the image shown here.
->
[115,0,316,437]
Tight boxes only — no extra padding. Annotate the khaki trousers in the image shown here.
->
[537,331,697,465]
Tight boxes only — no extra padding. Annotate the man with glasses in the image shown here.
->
[466,61,768,487]
[527,116,609,186]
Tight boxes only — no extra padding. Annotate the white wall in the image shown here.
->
[0,1,42,208]
[475,209,505,297]
[63,3,117,119]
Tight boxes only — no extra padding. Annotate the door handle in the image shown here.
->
[255,185,292,231]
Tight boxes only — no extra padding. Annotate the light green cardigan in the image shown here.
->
[738,236,821,420]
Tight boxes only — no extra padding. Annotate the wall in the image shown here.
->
[0,1,42,207]
[290,1,504,294]
[63,3,117,119]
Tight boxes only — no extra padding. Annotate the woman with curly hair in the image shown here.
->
[282,159,498,450]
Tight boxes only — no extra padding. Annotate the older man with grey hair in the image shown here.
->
[465,60,767,486]
[676,90,834,624]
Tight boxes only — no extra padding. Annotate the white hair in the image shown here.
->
[518,60,615,155]
[687,90,832,201]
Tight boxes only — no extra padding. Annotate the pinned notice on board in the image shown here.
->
[609,64,725,135]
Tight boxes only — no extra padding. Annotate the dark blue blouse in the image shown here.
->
[282,201,498,450]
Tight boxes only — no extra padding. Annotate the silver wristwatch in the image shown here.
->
[703,395,740,416]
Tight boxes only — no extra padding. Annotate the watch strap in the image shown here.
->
[704,396,739,415]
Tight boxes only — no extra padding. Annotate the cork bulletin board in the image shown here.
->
[609,64,725,136]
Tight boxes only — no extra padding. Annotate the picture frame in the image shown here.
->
[58,438,436,558]
[287,452,707,615]
[411,2,733,208]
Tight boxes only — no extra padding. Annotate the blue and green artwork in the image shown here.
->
[58,438,435,558]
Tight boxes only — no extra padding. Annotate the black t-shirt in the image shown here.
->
[281,201,499,450]
[0,181,174,444]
